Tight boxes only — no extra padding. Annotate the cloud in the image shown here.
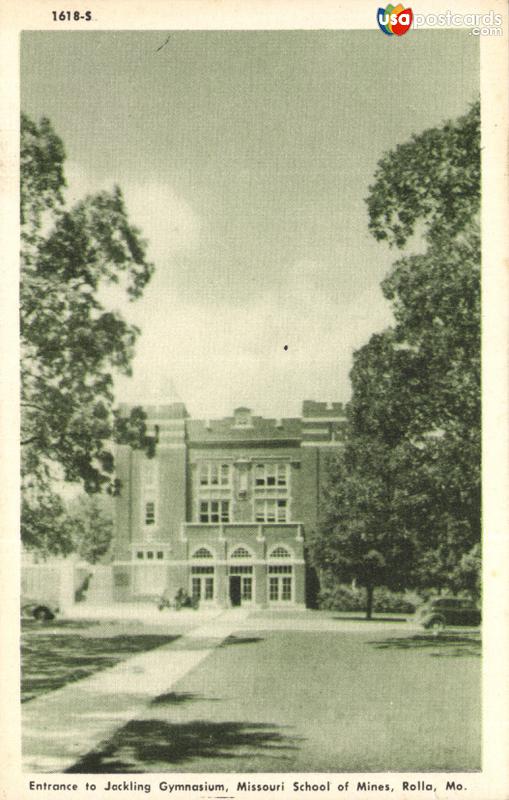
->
[62,162,394,418]
[114,262,394,418]
[64,162,201,264]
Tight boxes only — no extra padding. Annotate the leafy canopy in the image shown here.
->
[311,101,480,609]
[21,114,155,554]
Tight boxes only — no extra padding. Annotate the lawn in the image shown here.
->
[68,625,481,773]
[21,619,182,702]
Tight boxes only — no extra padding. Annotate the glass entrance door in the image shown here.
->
[229,575,242,606]
[268,565,293,602]
[229,565,254,604]
[190,566,214,603]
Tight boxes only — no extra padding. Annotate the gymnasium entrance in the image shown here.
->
[229,575,241,606]
[228,565,254,606]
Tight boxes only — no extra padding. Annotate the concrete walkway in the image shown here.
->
[64,601,223,624]
[22,609,248,773]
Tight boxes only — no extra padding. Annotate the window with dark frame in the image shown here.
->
[145,500,156,525]
[199,499,230,523]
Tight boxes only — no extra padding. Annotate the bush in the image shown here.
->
[373,586,416,614]
[318,584,365,611]
[318,583,416,614]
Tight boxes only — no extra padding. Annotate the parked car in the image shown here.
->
[21,597,59,621]
[416,597,481,632]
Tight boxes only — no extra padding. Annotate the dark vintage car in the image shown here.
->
[21,597,59,621]
[416,597,481,632]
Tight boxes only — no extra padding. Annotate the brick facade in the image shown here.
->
[112,401,345,608]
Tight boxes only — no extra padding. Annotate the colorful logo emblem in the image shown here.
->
[377,4,413,35]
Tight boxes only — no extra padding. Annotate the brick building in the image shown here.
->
[112,400,345,608]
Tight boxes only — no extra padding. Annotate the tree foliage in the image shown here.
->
[21,114,155,553]
[67,494,114,564]
[366,102,480,249]
[311,102,481,612]
[310,435,416,619]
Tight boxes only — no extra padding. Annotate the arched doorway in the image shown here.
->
[190,547,215,603]
[228,546,254,606]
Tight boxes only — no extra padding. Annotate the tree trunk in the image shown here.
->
[366,584,374,620]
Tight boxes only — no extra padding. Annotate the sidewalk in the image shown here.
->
[22,609,248,773]
[64,600,224,625]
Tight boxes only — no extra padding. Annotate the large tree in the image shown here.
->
[311,425,416,619]
[21,114,155,555]
[311,102,480,610]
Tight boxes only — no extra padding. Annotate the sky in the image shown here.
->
[21,30,479,418]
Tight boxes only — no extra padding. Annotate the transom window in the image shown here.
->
[199,500,230,523]
[268,564,293,574]
[255,463,287,488]
[192,547,214,559]
[229,565,253,575]
[255,498,287,523]
[230,546,252,559]
[199,463,230,487]
[269,546,292,559]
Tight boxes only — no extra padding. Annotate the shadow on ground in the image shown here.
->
[22,634,179,702]
[220,636,264,647]
[67,719,301,772]
[23,619,102,631]
[368,633,481,658]
[152,692,220,706]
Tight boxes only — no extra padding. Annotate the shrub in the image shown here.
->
[318,583,416,614]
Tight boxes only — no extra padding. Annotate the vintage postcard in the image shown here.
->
[1,1,508,799]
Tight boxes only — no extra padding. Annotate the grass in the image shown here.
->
[68,626,481,773]
[21,619,180,702]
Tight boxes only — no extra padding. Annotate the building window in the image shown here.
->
[230,546,252,559]
[268,565,293,574]
[199,500,230,523]
[281,576,292,601]
[255,498,287,523]
[241,577,253,600]
[141,457,158,532]
[192,547,214,559]
[144,501,156,526]
[135,549,166,560]
[199,463,230,487]
[269,576,279,601]
[268,564,293,602]
[269,546,292,559]
[255,463,287,488]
